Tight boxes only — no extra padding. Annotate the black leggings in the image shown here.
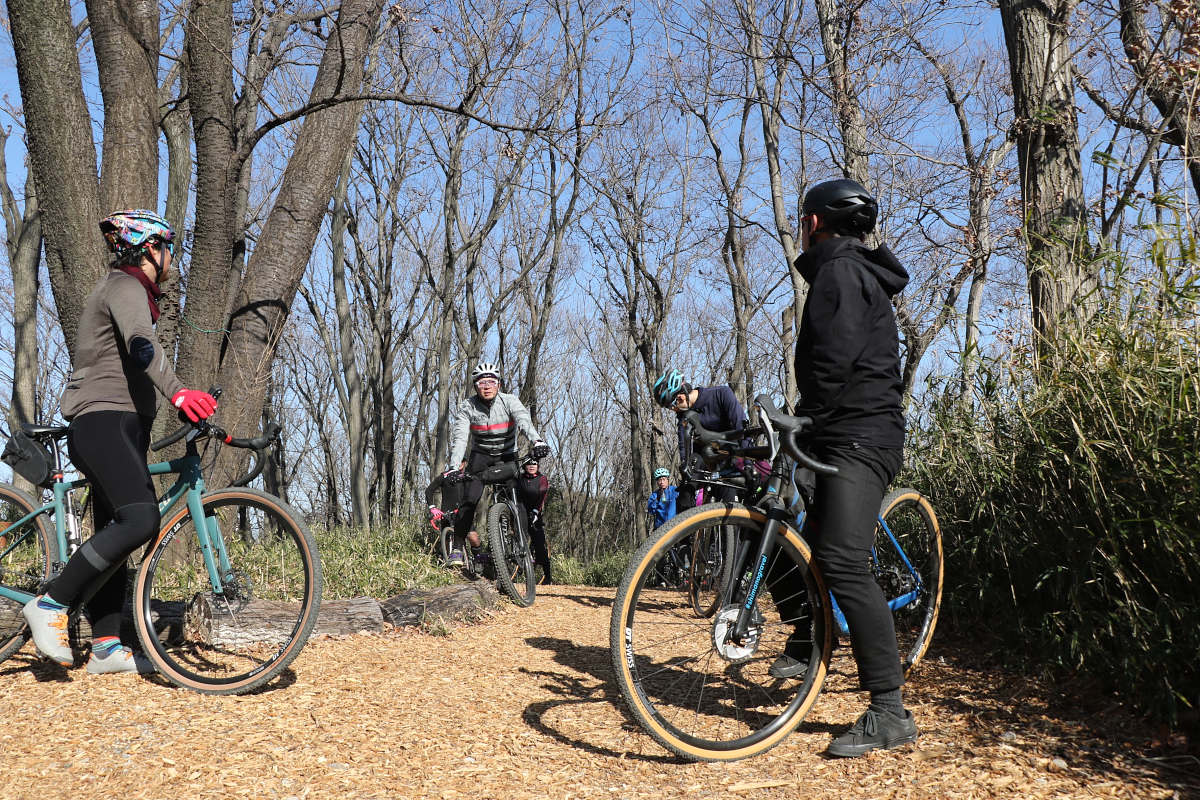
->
[528,515,551,582]
[50,411,161,639]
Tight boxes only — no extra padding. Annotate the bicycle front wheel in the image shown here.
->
[688,523,733,618]
[611,503,832,762]
[134,487,322,694]
[0,483,57,663]
[876,488,943,676]
[488,501,535,607]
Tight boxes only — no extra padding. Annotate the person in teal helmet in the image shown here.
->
[651,367,747,511]
[22,209,218,675]
[645,467,679,527]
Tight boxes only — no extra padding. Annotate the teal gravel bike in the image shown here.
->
[0,397,321,695]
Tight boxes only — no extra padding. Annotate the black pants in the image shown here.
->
[806,443,904,691]
[453,451,514,540]
[51,411,161,639]
[527,514,552,582]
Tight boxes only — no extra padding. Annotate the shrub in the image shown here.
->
[909,236,1200,724]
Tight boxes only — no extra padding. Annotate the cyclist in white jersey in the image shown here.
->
[444,362,549,566]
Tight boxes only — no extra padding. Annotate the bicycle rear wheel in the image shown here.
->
[0,483,57,663]
[876,488,943,676]
[488,501,535,607]
[688,524,733,617]
[611,503,831,762]
[133,487,322,694]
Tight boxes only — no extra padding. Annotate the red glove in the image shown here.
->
[428,506,444,525]
[172,389,218,423]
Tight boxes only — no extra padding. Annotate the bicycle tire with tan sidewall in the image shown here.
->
[610,502,833,762]
[0,482,58,663]
[878,488,943,677]
[133,487,322,695]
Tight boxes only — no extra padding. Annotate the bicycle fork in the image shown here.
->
[726,497,791,645]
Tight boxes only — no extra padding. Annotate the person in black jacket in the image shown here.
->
[515,458,552,584]
[781,178,918,757]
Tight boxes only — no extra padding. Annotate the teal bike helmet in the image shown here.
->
[652,369,690,408]
[653,467,670,480]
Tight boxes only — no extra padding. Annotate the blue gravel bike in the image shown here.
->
[612,396,941,761]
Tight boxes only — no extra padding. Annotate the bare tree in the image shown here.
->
[7,0,111,352]
[0,125,42,494]
[998,0,1091,352]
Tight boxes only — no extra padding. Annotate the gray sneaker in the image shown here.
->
[447,549,465,567]
[21,596,74,666]
[768,653,808,680]
[827,709,919,758]
[87,645,156,675]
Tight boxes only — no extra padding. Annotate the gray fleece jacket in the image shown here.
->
[61,270,184,420]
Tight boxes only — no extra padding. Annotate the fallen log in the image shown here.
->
[381,582,501,627]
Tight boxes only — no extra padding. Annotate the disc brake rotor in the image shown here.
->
[712,603,765,662]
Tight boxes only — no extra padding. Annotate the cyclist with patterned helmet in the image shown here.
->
[774,177,916,757]
[650,367,747,510]
[645,467,679,528]
[444,361,549,568]
[22,210,218,675]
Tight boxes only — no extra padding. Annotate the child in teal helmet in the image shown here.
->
[645,467,679,527]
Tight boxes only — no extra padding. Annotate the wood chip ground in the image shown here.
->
[0,586,1191,799]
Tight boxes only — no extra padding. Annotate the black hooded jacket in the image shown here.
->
[792,236,909,449]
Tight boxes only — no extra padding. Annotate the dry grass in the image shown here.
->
[0,586,1190,800]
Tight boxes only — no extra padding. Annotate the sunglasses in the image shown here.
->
[475,378,499,388]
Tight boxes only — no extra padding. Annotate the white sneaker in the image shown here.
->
[87,645,156,675]
[21,596,73,666]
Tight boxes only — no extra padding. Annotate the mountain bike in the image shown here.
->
[446,457,537,607]
[682,422,942,677]
[611,395,837,761]
[0,401,321,695]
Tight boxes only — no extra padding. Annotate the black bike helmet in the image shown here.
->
[802,178,878,237]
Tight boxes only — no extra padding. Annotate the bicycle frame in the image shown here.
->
[0,446,232,606]
[784,465,925,636]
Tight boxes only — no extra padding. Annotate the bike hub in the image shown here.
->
[711,604,764,662]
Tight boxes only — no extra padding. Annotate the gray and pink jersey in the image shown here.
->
[448,392,542,466]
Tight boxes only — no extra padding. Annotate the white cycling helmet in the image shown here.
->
[471,361,501,382]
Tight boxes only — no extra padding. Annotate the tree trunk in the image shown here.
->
[1,132,43,498]
[177,0,238,389]
[1117,0,1200,203]
[86,0,160,211]
[739,0,802,400]
[215,0,383,463]
[7,0,106,356]
[998,0,1090,353]
[330,153,370,527]
[812,0,871,184]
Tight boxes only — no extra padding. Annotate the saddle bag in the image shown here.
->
[2,430,55,487]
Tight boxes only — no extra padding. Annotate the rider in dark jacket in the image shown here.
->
[515,458,552,584]
[780,178,916,759]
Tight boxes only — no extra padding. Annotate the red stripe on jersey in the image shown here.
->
[470,421,513,432]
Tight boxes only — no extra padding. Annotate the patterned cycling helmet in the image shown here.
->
[471,361,501,383]
[652,368,689,408]
[99,209,175,259]
[653,467,670,480]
